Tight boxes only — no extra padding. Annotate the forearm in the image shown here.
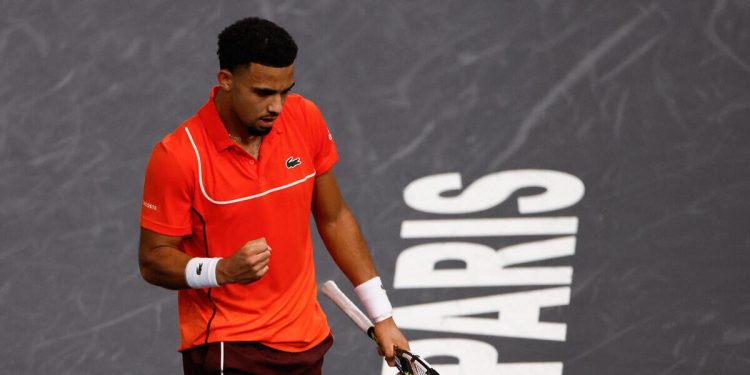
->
[311,172,409,361]
[318,208,410,360]
[316,205,378,286]
[138,229,192,290]
[139,245,192,290]
[139,228,272,290]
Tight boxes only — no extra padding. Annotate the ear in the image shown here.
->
[217,69,233,91]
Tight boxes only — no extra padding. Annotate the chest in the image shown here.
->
[191,126,317,222]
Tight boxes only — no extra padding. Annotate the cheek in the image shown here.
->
[233,94,263,119]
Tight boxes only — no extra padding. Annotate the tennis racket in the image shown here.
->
[320,280,440,375]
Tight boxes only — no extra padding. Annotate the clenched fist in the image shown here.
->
[216,238,271,285]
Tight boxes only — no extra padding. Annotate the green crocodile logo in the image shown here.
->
[286,156,302,169]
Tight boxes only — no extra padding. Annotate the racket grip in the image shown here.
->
[321,280,374,333]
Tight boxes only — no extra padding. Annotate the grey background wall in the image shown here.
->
[2,0,749,374]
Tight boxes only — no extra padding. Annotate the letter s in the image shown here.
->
[403,169,584,214]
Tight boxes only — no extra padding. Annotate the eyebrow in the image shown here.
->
[254,82,296,96]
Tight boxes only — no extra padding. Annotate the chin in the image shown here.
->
[247,126,273,136]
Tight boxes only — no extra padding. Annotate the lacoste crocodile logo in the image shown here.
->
[286,156,302,169]
[197,263,203,275]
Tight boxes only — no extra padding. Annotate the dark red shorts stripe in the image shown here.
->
[182,334,334,375]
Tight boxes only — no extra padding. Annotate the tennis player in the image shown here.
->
[139,16,409,374]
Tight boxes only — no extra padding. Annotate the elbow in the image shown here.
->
[138,250,183,290]
[138,251,167,288]
[138,255,157,286]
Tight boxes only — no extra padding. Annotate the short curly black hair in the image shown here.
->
[217,17,298,72]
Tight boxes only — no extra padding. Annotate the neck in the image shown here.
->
[229,133,261,145]
[215,89,263,158]
[214,88,249,139]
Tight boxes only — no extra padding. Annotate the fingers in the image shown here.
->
[246,248,270,267]
[373,319,410,368]
[376,345,396,367]
[245,243,271,279]
[385,350,396,367]
[242,237,272,255]
[241,241,271,282]
[241,239,271,262]
[218,238,272,285]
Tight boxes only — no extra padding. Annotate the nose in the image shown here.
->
[268,94,285,115]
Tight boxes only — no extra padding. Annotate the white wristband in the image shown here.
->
[354,276,393,323]
[185,257,221,289]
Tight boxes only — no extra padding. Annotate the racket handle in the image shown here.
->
[321,280,374,333]
[322,281,427,375]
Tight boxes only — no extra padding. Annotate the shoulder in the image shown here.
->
[149,116,201,173]
[282,94,324,121]
[284,93,315,108]
[165,112,206,148]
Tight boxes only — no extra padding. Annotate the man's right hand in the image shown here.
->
[216,238,271,285]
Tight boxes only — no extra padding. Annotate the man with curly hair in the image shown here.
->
[139,17,409,374]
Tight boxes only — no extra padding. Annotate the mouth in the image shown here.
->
[258,116,277,127]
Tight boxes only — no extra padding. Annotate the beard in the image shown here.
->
[246,121,274,136]
[247,126,272,136]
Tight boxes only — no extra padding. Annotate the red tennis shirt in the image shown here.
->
[140,87,338,352]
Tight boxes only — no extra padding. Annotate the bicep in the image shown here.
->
[141,143,194,236]
[139,227,182,255]
[311,170,376,284]
[312,170,346,224]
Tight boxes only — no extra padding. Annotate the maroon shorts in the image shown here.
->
[182,334,334,375]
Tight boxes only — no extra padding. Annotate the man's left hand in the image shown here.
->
[373,317,410,367]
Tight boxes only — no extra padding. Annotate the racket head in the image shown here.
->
[394,347,440,375]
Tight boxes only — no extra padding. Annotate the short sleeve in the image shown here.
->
[302,99,338,175]
[140,142,194,236]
